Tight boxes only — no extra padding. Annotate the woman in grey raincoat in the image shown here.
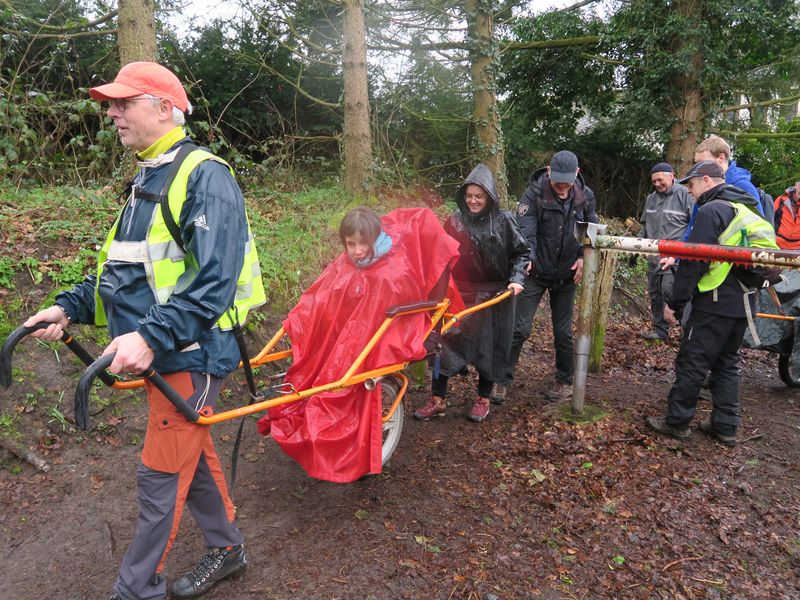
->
[413,164,529,422]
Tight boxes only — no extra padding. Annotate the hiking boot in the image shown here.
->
[697,419,737,448]
[467,397,490,422]
[490,383,507,406]
[172,544,247,598]
[645,416,690,441]
[107,595,121,600]
[544,382,572,402]
[413,396,446,420]
[640,330,667,341]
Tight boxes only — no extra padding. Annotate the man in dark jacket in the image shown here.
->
[23,63,265,600]
[498,150,598,403]
[638,162,692,341]
[646,160,778,448]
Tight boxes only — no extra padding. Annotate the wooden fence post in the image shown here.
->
[588,250,618,373]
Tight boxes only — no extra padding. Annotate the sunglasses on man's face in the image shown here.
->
[108,96,156,113]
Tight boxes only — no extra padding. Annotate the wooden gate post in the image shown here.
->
[588,250,619,372]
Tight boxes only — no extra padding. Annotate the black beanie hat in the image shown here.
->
[650,162,674,175]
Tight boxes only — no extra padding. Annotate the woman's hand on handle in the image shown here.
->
[507,282,524,296]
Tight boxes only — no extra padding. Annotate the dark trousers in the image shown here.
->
[665,310,747,435]
[647,264,673,338]
[507,275,576,384]
[431,372,493,399]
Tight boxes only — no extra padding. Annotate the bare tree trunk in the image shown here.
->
[664,0,702,174]
[117,0,157,65]
[342,0,372,197]
[467,0,507,206]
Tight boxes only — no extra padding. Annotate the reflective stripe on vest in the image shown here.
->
[697,201,779,293]
[94,149,266,330]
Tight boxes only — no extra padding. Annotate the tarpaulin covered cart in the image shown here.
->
[742,269,800,387]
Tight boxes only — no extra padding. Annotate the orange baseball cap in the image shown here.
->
[89,62,190,112]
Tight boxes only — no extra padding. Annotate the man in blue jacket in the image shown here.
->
[498,150,598,403]
[694,134,774,226]
[24,62,265,600]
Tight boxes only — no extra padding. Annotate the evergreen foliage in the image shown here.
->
[3,0,800,217]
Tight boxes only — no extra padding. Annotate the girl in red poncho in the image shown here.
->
[258,206,461,482]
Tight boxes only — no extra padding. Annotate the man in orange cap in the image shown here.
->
[23,62,265,600]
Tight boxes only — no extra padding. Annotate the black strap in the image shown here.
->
[229,307,260,490]
[116,142,201,253]
[775,201,784,231]
[158,143,200,253]
[120,180,134,203]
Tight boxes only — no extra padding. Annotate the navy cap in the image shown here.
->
[549,150,579,184]
[650,162,673,175]
[677,160,724,184]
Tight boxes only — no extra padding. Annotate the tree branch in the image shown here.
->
[370,35,602,54]
[559,0,601,11]
[0,1,117,31]
[718,93,800,113]
[502,35,601,52]
[255,58,341,109]
[715,130,800,139]
[0,25,118,39]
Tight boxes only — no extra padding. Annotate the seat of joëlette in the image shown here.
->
[256,207,463,483]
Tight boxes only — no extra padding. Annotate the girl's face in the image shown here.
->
[464,184,488,214]
[345,232,372,262]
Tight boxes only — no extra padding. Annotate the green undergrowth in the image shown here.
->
[0,181,403,337]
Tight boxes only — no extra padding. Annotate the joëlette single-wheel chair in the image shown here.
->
[1,288,512,470]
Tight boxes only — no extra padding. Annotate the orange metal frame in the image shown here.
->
[105,291,513,426]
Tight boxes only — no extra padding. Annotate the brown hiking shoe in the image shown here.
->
[697,419,736,448]
[413,396,446,420]
[467,397,490,422]
[544,382,572,402]
[640,329,667,341]
[645,415,690,440]
[490,383,507,405]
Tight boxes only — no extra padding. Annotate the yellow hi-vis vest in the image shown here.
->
[94,148,266,330]
[697,201,779,293]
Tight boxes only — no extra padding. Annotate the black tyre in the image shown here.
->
[380,376,404,465]
[778,353,800,388]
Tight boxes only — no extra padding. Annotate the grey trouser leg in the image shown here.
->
[548,280,577,384]
[187,453,244,549]
[647,264,669,338]
[507,276,576,384]
[115,465,177,600]
[506,276,548,382]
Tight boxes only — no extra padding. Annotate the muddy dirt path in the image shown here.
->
[2,317,799,599]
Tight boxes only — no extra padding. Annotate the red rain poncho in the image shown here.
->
[257,207,462,482]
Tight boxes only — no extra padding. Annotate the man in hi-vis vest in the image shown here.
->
[24,62,265,600]
[646,160,777,449]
